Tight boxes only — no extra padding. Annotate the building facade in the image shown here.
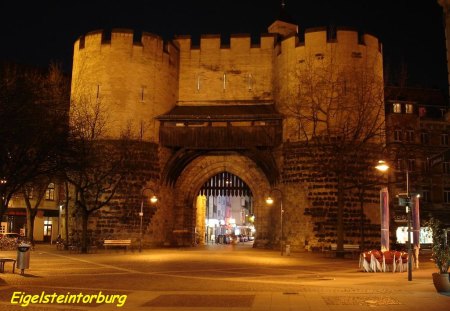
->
[385,87,450,241]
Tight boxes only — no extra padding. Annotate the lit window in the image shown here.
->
[405,104,413,114]
[393,103,401,113]
[441,133,449,146]
[420,132,429,144]
[45,183,55,201]
[394,129,402,141]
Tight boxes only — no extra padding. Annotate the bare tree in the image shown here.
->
[0,63,68,223]
[281,51,386,255]
[63,94,130,253]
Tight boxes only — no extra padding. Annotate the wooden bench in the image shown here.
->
[325,244,360,259]
[0,258,16,273]
[103,239,131,251]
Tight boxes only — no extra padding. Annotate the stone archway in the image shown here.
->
[171,152,272,246]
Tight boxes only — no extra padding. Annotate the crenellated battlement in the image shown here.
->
[276,27,381,53]
[75,29,179,58]
[173,27,380,55]
[174,33,276,51]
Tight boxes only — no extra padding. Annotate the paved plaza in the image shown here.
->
[0,243,449,310]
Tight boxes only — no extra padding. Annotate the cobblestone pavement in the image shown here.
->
[0,243,449,310]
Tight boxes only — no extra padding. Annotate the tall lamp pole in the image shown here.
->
[405,170,413,281]
[139,188,158,253]
[266,188,284,256]
[376,160,413,281]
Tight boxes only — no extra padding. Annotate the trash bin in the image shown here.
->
[285,244,291,256]
[17,244,31,275]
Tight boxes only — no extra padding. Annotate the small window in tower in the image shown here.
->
[197,75,201,92]
[223,73,227,90]
[315,53,324,60]
[247,74,253,91]
[351,51,362,58]
[140,86,146,102]
[96,85,100,100]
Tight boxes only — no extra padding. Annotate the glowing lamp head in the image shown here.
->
[375,160,389,172]
[266,196,274,205]
[150,195,158,204]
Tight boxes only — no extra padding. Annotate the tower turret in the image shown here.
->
[268,1,298,38]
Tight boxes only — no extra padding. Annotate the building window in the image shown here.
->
[408,159,415,172]
[420,132,429,144]
[396,158,403,171]
[45,183,55,201]
[444,162,450,174]
[422,189,430,202]
[393,103,401,113]
[419,107,427,117]
[441,133,449,146]
[406,130,414,142]
[394,129,402,142]
[423,158,431,173]
[405,103,414,114]
[444,189,450,203]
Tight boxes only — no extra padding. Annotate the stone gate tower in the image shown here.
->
[70,12,385,250]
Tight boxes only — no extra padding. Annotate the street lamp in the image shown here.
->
[375,160,413,281]
[266,188,283,256]
[139,187,158,253]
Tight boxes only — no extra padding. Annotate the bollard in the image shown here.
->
[285,244,291,256]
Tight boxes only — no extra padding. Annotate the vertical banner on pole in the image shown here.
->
[412,196,420,268]
[380,187,390,252]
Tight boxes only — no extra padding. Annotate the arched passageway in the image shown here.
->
[171,152,272,247]
[198,171,254,245]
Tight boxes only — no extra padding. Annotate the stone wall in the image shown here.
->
[69,141,160,246]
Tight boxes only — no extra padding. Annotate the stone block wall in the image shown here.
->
[69,141,160,246]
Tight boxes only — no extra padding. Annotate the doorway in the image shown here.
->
[43,218,52,243]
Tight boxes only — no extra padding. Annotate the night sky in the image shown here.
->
[0,0,448,91]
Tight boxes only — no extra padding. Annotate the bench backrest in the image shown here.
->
[104,240,131,244]
[330,243,360,251]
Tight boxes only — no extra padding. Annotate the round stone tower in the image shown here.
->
[71,29,179,141]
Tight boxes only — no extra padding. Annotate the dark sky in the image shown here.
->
[0,0,448,91]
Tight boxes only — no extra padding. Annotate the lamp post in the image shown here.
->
[139,187,158,253]
[375,160,413,281]
[404,170,413,281]
[266,188,283,256]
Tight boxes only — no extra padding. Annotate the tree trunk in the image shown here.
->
[336,174,345,257]
[64,181,70,249]
[81,211,89,254]
[26,211,37,244]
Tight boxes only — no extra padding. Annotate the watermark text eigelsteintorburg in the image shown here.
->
[11,291,127,307]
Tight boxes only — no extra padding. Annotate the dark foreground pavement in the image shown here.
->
[0,243,449,310]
